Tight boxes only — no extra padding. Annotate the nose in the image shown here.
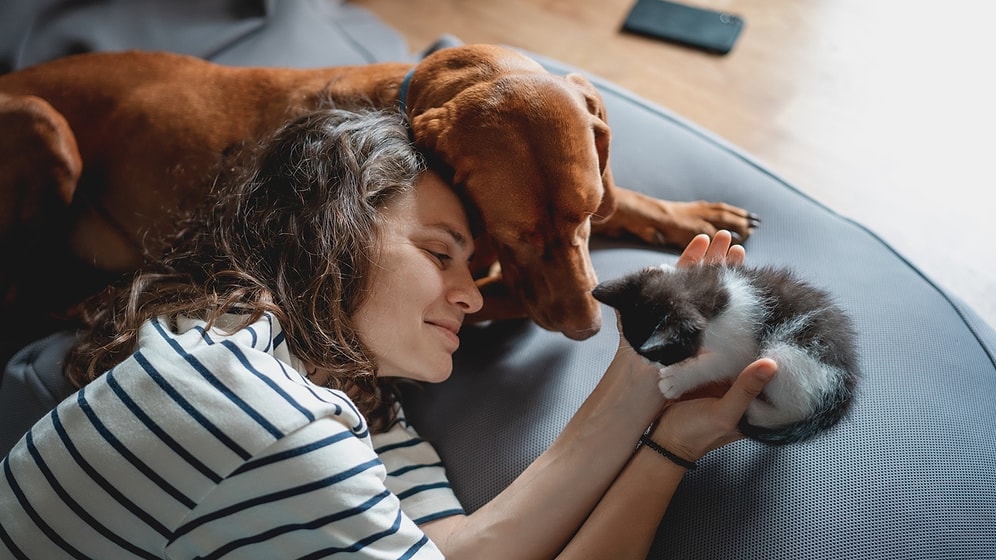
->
[450,267,484,314]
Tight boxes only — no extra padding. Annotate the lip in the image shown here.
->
[426,318,462,350]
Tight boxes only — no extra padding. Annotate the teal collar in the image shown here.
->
[398,68,414,115]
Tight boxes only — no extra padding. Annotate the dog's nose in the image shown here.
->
[552,306,602,340]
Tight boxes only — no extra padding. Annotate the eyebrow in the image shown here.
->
[428,222,469,249]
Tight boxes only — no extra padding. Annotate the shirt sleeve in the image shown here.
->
[166,415,445,560]
[372,405,466,525]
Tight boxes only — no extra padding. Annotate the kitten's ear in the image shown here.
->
[591,276,632,309]
[639,312,706,366]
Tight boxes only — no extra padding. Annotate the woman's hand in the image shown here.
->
[652,358,777,464]
[676,230,745,268]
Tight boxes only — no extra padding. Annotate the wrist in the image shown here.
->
[636,433,697,470]
[608,345,665,390]
[648,420,708,464]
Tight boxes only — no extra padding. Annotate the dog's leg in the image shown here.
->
[592,187,761,247]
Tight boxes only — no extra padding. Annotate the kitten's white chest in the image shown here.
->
[657,269,763,399]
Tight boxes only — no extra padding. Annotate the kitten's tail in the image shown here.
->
[740,370,856,445]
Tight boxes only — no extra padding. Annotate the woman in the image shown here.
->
[0,107,775,559]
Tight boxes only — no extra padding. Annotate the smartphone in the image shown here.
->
[621,0,744,55]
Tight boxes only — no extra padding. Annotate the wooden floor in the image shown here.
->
[354,0,996,327]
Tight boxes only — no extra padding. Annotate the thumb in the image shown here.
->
[720,358,777,417]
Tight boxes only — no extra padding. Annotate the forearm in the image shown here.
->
[424,346,665,560]
[556,431,688,559]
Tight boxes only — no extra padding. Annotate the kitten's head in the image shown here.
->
[592,265,728,366]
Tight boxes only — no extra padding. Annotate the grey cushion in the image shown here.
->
[0,0,408,72]
[0,331,76,455]
[2,3,994,558]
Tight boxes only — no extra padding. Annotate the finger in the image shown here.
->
[726,244,746,266]
[718,358,777,418]
[703,230,734,264]
[676,234,711,268]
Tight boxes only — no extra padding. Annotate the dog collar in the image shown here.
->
[398,68,414,116]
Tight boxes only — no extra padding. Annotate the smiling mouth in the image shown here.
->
[427,321,461,349]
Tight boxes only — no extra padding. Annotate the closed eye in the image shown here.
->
[427,250,453,267]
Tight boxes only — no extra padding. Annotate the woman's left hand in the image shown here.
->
[676,230,744,268]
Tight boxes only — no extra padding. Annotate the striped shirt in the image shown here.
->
[0,313,463,559]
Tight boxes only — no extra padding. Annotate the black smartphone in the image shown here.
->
[621,0,744,55]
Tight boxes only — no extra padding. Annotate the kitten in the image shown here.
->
[592,263,859,445]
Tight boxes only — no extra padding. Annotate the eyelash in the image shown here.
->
[429,251,452,266]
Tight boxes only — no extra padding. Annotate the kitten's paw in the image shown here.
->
[657,370,684,399]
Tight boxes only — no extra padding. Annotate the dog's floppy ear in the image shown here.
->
[565,73,616,225]
[410,104,455,158]
[0,94,81,238]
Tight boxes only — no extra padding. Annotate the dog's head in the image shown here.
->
[407,45,616,340]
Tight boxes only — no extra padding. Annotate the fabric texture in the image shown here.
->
[0,314,458,559]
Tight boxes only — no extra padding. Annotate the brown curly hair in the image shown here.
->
[65,106,427,432]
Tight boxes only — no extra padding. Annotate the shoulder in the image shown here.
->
[120,313,372,462]
[372,404,465,525]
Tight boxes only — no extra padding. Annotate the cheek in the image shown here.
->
[352,277,412,344]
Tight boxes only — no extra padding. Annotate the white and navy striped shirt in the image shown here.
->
[0,313,462,559]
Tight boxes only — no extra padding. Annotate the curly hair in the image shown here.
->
[65,106,426,432]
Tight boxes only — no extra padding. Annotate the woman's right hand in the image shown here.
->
[650,358,777,465]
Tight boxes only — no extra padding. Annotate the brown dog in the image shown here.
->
[0,44,755,344]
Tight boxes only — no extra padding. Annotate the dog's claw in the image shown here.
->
[748,213,762,227]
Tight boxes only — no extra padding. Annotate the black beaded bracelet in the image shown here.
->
[638,434,698,470]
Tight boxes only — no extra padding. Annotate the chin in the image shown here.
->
[420,358,454,383]
[386,362,453,384]
[423,366,453,384]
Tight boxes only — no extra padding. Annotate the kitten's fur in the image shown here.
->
[592,264,859,445]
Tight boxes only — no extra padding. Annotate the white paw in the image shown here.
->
[657,370,684,399]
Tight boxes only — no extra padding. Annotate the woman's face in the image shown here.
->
[351,170,483,383]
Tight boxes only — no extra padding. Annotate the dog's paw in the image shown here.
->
[592,189,761,247]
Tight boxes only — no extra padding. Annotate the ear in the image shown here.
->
[639,310,706,366]
[591,275,633,309]
[565,73,616,224]
[409,104,456,160]
[0,94,81,238]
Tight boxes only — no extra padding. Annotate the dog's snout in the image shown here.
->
[530,292,602,340]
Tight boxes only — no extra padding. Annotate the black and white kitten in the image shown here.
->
[592,263,859,445]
